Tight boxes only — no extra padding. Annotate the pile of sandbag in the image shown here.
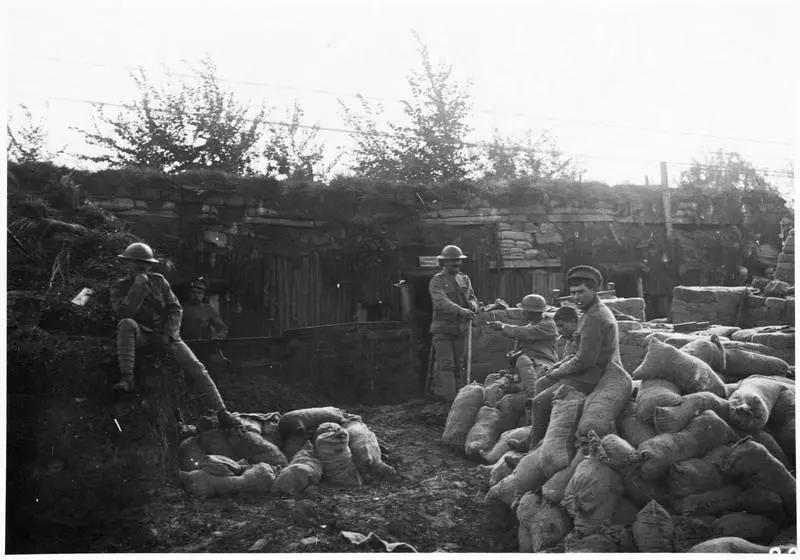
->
[178,407,395,498]
[482,336,795,553]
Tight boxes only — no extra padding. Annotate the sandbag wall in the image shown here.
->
[445,339,796,553]
[671,286,794,327]
[177,407,395,499]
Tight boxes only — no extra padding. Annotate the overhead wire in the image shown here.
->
[14,53,796,148]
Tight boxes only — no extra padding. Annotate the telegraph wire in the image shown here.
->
[15,54,796,148]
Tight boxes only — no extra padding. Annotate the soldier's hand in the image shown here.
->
[486,321,502,330]
[461,308,477,320]
[133,273,149,285]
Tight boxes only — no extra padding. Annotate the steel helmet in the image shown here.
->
[438,245,468,260]
[118,242,159,263]
[519,294,547,313]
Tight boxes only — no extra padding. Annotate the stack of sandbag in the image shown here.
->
[670,286,751,325]
[488,336,796,553]
[442,376,530,457]
[730,325,795,365]
[178,406,393,498]
[775,228,794,283]
[603,297,646,322]
[617,321,647,373]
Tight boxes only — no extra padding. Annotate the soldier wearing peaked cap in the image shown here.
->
[527,264,623,449]
[428,245,479,401]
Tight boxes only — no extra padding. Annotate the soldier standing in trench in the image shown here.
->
[110,242,242,428]
[428,245,478,401]
[527,265,621,449]
[180,277,229,341]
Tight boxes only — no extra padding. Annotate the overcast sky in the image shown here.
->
[6,0,798,188]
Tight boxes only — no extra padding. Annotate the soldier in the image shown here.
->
[552,305,580,361]
[485,293,558,367]
[428,245,478,400]
[528,265,622,449]
[109,242,241,427]
[181,277,229,340]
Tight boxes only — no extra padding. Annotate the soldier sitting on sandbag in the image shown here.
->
[527,265,622,450]
[110,242,243,428]
[486,293,558,368]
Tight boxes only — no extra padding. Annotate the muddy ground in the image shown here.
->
[143,400,516,554]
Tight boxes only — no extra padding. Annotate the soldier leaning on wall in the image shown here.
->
[428,245,478,401]
[110,242,243,428]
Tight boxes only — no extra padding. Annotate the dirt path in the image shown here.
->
[100,399,518,553]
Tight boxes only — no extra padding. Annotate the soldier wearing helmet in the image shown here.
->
[181,277,229,341]
[485,293,558,367]
[428,244,479,400]
[109,242,241,428]
[527,265,623,449]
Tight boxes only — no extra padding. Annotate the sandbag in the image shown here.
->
[653,391,729,433]
[632,500,674,552]
[562,455,624,516]
[598,433,637,472]
[636,379,682,422]
[516,492,570,552]
[728,376,790,432]
[314,422,362,487]
[542,451,585,505]
[689,536,775,553]
[231,413,265,434]
[667,458,724,499]
[484,381,505,406]
[617,400,657,447]
[735,429,790,468]
[737,488,787,525]
[497,392,527,432]
[487,450,523,487]
[480,426,531,464]
[441,382,485,447]
[769,388,796,465]
[486,446,547,506]
[672,515,715,552]
[516,354,537,396]
[712,512,779,541]
[178,436,208,472]
[282,433,309,462]
[270,441,323,495]
[674,334,726,373]
[723,347,791,380]
[576,361,632,438]
[564,532,618,552]
[465,406,503,459]
[258,412,283,448]
[612,497,640,526]
[637,410,736,480]
[632,338,726,397]
[180,462,276,498]
[199,454,248,477]
[572,494,621,535]
[623,471,671,509]
[278,406,345,436]
[724,382,738,397]
[197,429,237,459]
[672,484,741,515]
[227,428,288,468]
[540,385,584,476]
[343,416,395,478]
[694,325,740,338]
[720,438,796,519]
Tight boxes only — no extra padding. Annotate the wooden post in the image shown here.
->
[661,162,673,239]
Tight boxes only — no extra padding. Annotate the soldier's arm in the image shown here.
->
[110,280,148,319]
[502,320,556,342]
[209,306,228,339]
[463,275,479,311]
[162,280,183,340]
